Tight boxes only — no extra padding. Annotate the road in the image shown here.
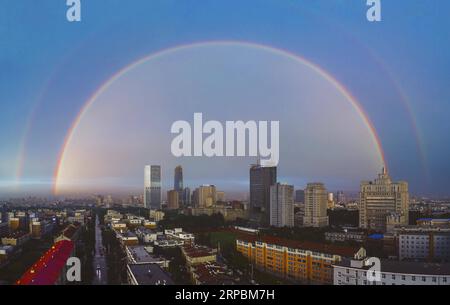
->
[92,215,108,285]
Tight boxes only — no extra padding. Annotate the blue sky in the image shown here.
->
[1,0,450,197]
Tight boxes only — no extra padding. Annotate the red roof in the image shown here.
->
[16,240,74,285]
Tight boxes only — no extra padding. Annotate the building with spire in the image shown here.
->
[359,168,409,232]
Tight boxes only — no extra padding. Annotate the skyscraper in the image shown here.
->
[270,183,294,227]
[193,185,217,208]
[144,165,161,209]
[359,168,409,232]
[336,191,345,204]
[167,190,179,210]
[183,187,191,206]
[303,183,329,227]
[249,162,277,224]
[295,189,305,203]
[174,165,183,206]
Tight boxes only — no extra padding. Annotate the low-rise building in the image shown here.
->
[165,228,195,245]
[189,262,236,285]
[417,218,450,228]
[55,223,81,243]
[0,221,9,237]
[135,227,162,244]
[125,245,169,268]
[118,232,139,246]
[189,206,249,221]
[1,231,31,247]
[182,245,217,266]
[30,219,54,239]
[398,231,450,261]
[149,210,165,222]
[325,230,366,243]
[333,257,450,285]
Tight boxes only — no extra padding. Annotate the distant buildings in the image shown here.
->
[174,165,183,206]
[249,163,277,224]
[269,183,294,227]
[193,185,217,208]
[359,168,409,232]
[189,205,249,221]
[295,189,305,203]
[144,165,162,209]
[167,190,179,210]
[336,191,345,204]
[183,187,191,206]
[303,183,329,227]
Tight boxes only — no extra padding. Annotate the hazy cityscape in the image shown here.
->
[1,163,450,285]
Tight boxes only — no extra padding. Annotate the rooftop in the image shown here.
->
[191,262,235,285]
[128,263,174,285]
[237,234,360,257]
[127,245,165,264]
[337,258,450,276]
[16,240,74,285]
[183,245,217,258]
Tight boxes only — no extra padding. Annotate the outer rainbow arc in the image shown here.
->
[53,40,387,195]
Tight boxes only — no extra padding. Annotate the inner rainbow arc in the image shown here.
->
[53,40,387,195]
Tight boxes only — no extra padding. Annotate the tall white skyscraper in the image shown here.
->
[144,165,161,209]
[270,183,294,227]
[303,183,329,227]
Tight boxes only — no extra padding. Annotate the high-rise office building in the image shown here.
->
[144,165,161,209]
[183,187,191,206]
[359,168,409,232]
[167,190,179,210]
[174,166,183,206]
[336,191,345,204]
[303,183,329,227]
[249,163,277,224]
[295,189,305,203]
[193,185,217,208]
[270,183,294,227]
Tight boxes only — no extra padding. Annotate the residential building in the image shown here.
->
[236,235,364,284]
[270,183,294,227]
[303,183,329,227]
[333,257,450,285]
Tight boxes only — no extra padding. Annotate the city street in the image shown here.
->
[92,215,107,285]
